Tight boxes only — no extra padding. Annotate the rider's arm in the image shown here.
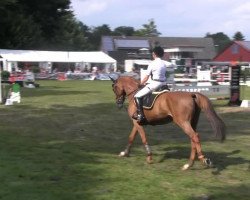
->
[142,62,153,85]
[141,75,150,85]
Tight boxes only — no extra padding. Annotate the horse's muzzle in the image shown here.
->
[117,102,123,109]
[116,96,125,109]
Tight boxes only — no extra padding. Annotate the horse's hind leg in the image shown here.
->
[191,111,213,168]
[185,109,200,169]
[185,140,196,170]
[177,121,209,170]
[191,108,200,131]
[119,125,137,157]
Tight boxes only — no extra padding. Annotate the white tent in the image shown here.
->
[0,49,117,71]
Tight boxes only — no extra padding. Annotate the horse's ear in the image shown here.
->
[109,76,116,83]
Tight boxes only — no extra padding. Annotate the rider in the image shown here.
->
[133,46,167,124]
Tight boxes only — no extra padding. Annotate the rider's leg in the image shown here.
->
[133,87,151,123]
[133,82,163,123]
[134,97,146,122]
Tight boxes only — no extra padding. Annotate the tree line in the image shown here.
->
[0,0,246,53]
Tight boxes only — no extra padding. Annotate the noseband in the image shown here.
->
[112,83,138,108]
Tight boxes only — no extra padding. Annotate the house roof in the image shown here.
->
[101,36,216,60]
[151,37,215,60]
[213,40,250,61]
[0,49,116,64]
[234,41,250,52]
[114,39,150,49]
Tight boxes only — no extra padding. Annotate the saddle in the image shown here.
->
[142,85,170,109]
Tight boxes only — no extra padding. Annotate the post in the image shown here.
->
[228,64,241,106]
[0,68,1,103]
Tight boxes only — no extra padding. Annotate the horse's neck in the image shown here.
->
[123,78,139,99]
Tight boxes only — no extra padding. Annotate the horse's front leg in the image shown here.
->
[133,120,153,164]
[119,124,138,157]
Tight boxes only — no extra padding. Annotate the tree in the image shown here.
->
[205,32,231,53]
[88,24,112,50]
[0,0,89,50]
[113,26,135,36]
[18,0,81,50]
[233,31,245,41]
[134,19,161,37]
[50,18,89,51]
[0,0,43,49]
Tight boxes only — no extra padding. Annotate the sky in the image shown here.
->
[70,0,250,40]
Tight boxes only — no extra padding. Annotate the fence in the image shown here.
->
[171,85,230,100]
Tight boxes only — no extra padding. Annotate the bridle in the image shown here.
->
[111,77,138,108]
[111,80,125,108]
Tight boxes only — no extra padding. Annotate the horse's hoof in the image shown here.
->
[182,163,190,170]
[119,151,128,157]
[146,156,153,164]
[202,158,214,168]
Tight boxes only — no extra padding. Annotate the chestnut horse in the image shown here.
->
[110,76,226,170]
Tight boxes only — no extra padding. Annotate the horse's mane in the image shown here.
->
[119,76,139,83]
[119,76,140,88]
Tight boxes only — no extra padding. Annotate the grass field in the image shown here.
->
[0,80,250,200]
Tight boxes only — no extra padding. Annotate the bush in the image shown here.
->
[31,66,40,73]
[1,70,10,80]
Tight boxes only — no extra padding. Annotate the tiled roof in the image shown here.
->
[114,39,150,48]
[101,36,216,60]
[235,41,250,51]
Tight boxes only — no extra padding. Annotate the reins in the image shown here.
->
[126,88,139,98]
[122,87,139,110]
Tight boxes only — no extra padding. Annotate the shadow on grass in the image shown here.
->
[158,146,250,174]
[188,184,250,200]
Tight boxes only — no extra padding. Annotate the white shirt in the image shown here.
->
[146,58,167,81]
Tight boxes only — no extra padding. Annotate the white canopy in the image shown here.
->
[0,49,116,64]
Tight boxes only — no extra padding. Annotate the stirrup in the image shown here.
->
[132,113,138,120]
[132,113,146,121]
[137,114,145,121]
[136,114,147,125]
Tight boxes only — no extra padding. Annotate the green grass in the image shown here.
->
[0,80,250,200]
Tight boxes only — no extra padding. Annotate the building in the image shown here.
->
[213,41,250,62]
[101,36,216,73]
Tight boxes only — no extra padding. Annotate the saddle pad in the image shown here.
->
[143,90,169,109]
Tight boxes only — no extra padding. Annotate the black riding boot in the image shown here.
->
[133,97,147,124]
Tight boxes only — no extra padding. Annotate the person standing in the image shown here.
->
[133,46,167,124]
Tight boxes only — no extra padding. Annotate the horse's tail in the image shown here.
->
[192,93,226,142]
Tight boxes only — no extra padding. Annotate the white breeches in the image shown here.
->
[134,81,166,98]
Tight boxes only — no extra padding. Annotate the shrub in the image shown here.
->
[1,70,10,80]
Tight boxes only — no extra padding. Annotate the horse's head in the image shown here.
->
[110,76,126,109]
